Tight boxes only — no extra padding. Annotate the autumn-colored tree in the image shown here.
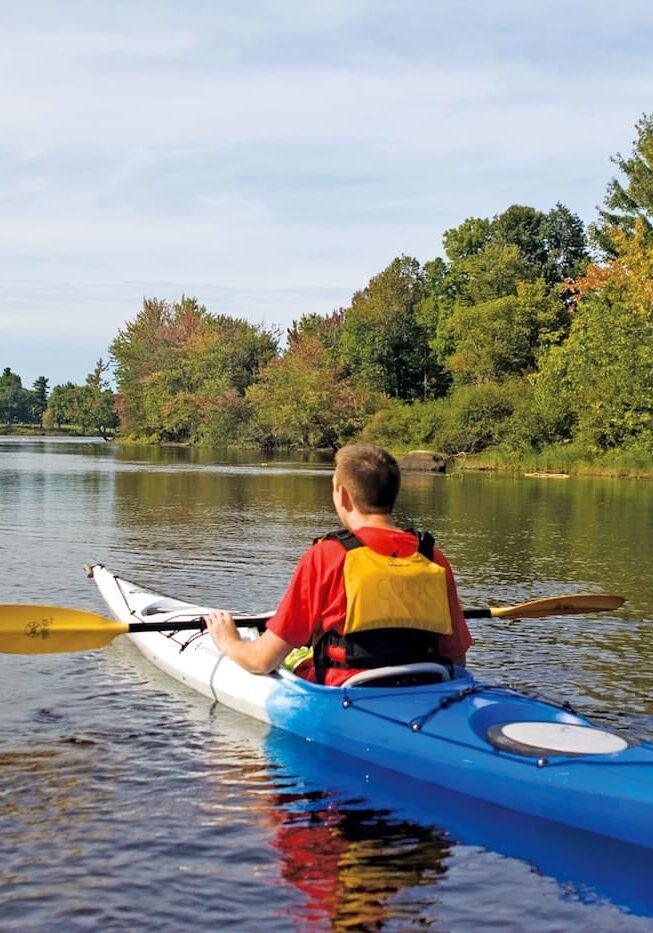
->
[110,297,278,441]
[287,310,344,363]
[247,337,379,449]
[574,221,653,310]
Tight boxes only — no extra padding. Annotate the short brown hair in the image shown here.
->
[334,444,401,513]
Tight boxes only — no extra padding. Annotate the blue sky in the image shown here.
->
[1,0,653,386]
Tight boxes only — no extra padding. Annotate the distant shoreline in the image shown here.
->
[0,425,113,440]
[3,427,652,480]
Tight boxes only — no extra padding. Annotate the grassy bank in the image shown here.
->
[452,444,653,479]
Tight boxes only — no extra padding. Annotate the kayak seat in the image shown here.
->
[341,662,452,688]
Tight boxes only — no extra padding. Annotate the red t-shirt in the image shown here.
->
[266,527,472,685]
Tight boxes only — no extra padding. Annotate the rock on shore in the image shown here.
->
[400,450,447,473]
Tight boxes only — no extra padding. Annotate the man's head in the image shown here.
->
[332,444,401,524]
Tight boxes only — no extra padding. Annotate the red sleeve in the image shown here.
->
[265,542,345,649]
[432,548,473,659]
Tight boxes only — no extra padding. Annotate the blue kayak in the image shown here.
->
[89,564,653,852]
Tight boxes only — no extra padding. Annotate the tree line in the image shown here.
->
[4,114,652,466]
[103,200,591,451]
[0,361,118,439]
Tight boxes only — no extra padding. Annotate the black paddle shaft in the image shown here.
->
[129,609,487,635]
[128,616,269,634]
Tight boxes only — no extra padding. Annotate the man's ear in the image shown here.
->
[338,483,354,513]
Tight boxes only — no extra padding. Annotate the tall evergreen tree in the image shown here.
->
[31,376,49,425]
[592,112,653,256]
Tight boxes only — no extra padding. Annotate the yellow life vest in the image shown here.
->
[342,543,452,635]
[313,529,453,682]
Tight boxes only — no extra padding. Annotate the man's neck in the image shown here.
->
[346,511,397,532]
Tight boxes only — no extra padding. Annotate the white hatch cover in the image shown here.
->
[487,721,629,757]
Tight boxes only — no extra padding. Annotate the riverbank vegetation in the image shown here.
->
[1,361,118,439]
[4,114,652,475]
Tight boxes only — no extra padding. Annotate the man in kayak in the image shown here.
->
[206,444,472,685]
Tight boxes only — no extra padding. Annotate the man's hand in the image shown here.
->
[204,610,293,675]
[205,610,241,654]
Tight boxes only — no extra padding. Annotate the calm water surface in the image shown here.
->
[1,437,653,931]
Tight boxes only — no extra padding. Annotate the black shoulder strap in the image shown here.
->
[313,528,364,550]
[405,528,435,561]
[418,531,435,560]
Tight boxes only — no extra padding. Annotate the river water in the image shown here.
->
[1,437,652,931]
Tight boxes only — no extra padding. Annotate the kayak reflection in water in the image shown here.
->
[268,793,451,931]
[205,444,472,684]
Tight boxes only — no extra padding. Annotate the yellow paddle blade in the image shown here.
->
[0,605,129,654]
[490,594,625,620]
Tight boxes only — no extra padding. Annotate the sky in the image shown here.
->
[1,0,653,387]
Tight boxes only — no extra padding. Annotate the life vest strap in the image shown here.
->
[314,628,453,683]
[316,527,435,556]
[417,530,435,561]
[314,528,364,550]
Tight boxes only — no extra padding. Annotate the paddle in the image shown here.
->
[0,605,273,654]
[0,593,625,655]
[464,593,625,619]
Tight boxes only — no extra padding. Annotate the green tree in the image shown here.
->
[539,203,589,284]
[592,112,653,256]
[414,258,455,399]
[46,382,79,428]
[44,364,118,437]
[455,242,533,305]
[446,280,570,384]
[442,217,492,262]
[429,380,526,455]
[110,298,176,434]
[339,256,432,400]
[31,376,49,425]
[491,205,548,275]
[444,204,588,295]
[79,360,119,439]
[194,388,251,446]
[186,314,279,396]
[0,368,31,423]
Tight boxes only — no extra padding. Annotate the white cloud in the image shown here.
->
[1,2,652,385]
